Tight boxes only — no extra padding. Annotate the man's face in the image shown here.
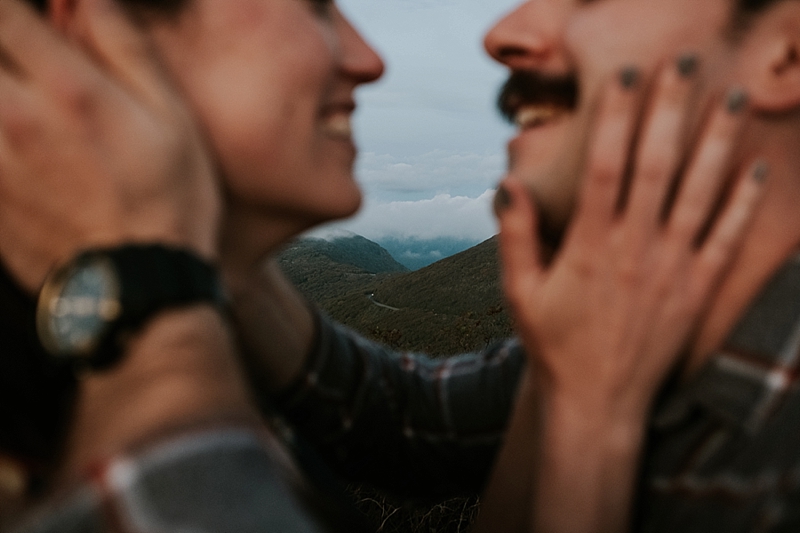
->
[485,0,737,246]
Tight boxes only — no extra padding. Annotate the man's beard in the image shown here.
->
[498,71,580,254]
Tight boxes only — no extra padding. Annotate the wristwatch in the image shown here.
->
[36,245,227,371]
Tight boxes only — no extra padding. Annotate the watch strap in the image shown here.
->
[78,245,226,371]
[110,245,227,332]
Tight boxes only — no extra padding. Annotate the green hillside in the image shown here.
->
[280,235,513,357]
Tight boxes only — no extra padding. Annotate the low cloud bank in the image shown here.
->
[356,151,505,199]
[314,189,498,243]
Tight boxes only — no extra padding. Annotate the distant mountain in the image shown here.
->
[280,234,512,357]
[296,232,409,274]
[371,236,505,317]
[374,236,483,270]
[278,233,407,306]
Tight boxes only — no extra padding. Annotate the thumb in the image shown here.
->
[496,179,545,308]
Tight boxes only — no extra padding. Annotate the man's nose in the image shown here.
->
[483,0,571,71]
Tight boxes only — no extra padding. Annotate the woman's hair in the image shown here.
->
[25,0,188,16]
[731,0,786,35]
[737,0,781,12]
[0,263,76,485]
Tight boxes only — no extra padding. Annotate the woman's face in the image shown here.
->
[149,0,384,226]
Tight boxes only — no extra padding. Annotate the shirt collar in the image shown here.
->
[653,253,800,433]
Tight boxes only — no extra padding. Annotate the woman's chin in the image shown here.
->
[305,185,363,224]
[222,184,363,258]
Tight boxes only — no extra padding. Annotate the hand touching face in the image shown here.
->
[497,59,765,416]
[485,0,737,247]
[0,0,220,292]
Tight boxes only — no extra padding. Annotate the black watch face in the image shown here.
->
[37,256,122,358]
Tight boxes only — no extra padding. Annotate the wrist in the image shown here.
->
[542,388,647,458]
[59,305,258,482]
[534,383,648,533]
[533,360,655,428]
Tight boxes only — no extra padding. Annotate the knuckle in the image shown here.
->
[568,253,598,280]
[636,157,670,186]
[668,206,702,241]
[56,76,100,118]
[703,239,735,269]
[615,257,644,288]
[3,108,41,149]
[586,157,619,189]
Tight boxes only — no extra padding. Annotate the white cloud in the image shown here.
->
[317,189,499,242]
[356,150,505,199]
[309,228,358,242]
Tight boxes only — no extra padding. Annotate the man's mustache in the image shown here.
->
[497,71,580,123]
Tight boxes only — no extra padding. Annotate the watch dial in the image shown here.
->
[46,258,121,358]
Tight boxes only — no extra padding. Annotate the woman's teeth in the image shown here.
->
[514,105,563,130]
[322,113,352,138]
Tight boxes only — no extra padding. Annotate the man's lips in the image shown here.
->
[514,104,568,130]
[499,71,579,130]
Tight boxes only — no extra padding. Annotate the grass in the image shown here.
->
[350,486,481,533]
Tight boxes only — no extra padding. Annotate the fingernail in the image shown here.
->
[619,66,640,90]
[494,185,513,215]
[752,160,769,183]
[677,53,699,78]
[726,87,748,114]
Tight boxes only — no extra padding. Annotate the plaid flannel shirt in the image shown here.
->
[272,314,526,501]
[9,429,335,533]
[14,254,800,532]
[638,253,800,531]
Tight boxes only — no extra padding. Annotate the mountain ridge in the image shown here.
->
[279,234,512,356]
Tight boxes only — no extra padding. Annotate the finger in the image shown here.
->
[80,0,176,111]
[691,159,767,294]
[497,180,545,306]
[625,54,698,233]
[665,87,749,246]
[0,0,97,89]
[570,66,642,244]
[0,68,40,158]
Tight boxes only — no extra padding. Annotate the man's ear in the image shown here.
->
[737,1,800,113]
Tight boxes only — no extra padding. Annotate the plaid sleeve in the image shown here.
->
[272,312,526,501]
[11,429,331,533]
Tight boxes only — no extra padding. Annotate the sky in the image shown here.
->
[312,0,521,243]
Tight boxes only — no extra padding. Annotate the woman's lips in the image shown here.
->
[320,111,352,139]
[320,100,356,140]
